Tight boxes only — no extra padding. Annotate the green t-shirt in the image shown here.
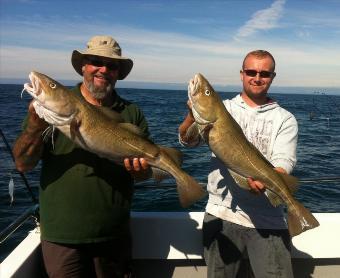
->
[38,84,149,243]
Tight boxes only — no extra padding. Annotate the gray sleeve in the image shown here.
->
[270,114,298,174]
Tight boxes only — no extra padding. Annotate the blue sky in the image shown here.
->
[1,0,340,91]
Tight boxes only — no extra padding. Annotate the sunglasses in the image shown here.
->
[85,57,120,71]
[243,69,275,78]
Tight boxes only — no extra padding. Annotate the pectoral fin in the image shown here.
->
[70,117,87,148]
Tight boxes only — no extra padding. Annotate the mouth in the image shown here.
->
[93,74,111,83]
[192,75,201,94]
[187,75,212,125]
[22,72,41,99]
[188,74,200,101]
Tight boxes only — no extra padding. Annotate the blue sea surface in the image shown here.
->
[1,84,340,261]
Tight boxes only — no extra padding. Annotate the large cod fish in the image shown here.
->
[23,71,206,207]
[188,73,319,236]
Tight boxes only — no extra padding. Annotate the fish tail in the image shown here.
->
[158,148,206,207]
[287,200,320,237]
[175,172,206,208]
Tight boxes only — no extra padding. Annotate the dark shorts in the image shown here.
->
[203,213,293,278]
[41,237,132,278]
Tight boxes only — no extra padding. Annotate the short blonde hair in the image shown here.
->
[242,50,276,71]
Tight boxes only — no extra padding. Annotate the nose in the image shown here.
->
[254,72,261,81]
[253,73,264,84]
[98,65,110,73]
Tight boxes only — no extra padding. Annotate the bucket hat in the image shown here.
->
[71,35,133,80]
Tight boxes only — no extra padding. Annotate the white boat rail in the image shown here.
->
[1,212,340,278]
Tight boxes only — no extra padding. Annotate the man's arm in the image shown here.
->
[248,114,298,194]
[270,115,298,174]
[178,100,202,147]
[13,102,48,172]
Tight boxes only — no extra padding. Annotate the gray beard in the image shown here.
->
[84,79,113,100]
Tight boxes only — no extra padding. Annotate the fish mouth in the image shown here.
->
[187,74,212,125]
[22,72,42,100]
[188,74,200,98]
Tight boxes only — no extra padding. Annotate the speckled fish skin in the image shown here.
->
[188,73,319,236]
[23,71,206,208]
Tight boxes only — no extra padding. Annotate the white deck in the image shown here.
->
[1,212,340,278]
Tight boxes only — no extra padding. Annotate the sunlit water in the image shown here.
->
[1,84,339,261]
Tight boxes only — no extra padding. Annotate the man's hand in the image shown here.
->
[124,158,150,181]
[247,167,287,194]
[26,101,49,133]
[247,178,266,194]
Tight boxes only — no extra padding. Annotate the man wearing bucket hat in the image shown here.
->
[13,35,150,277]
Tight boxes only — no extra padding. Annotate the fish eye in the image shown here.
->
[49,83,57,89]
[205,90,211,96]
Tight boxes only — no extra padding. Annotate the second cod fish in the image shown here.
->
[23,71,206,208]
[187,73,319,236]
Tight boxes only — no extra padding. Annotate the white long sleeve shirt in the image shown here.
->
[182,94,298,229]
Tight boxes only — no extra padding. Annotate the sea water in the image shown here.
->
[1,84,340,261]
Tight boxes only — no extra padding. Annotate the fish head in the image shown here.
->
[188,73,221,125]
[23,71,76,118]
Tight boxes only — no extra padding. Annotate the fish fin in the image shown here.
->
[266,189,284,207]
[70,117,79,140]
[287,200,320,237]
[176,173,206,208]
[70,118,88,147]
[277,172,299,194]
[119,123,146,137]
[228,169,250,190]
[96,106,123,122]
[199,123,213,143]
[160,147,183,167]
[228,169,290,207]
[184,122,201,142]
[150,167,171,182]
[133,167,171,183]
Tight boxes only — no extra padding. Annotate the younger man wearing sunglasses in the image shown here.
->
[13,35,150,277]
[179,50,298,277]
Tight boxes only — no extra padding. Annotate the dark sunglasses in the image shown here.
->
[243,69,275,78]
[85,57,120,71]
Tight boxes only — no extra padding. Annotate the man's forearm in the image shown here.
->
[178,112,203,147]
[13,128,45,172]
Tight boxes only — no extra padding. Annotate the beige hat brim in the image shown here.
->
[71,50,133,80]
